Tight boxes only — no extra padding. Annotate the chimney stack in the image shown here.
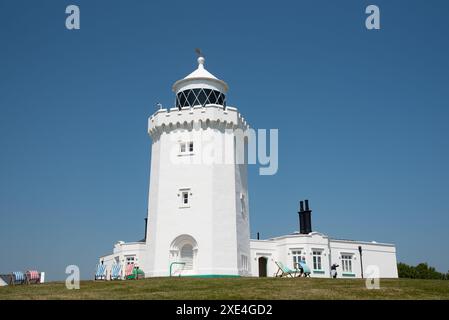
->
[298,199,312,234]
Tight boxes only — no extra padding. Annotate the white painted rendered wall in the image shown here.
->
[235,160,251,276]
[145,105,250,277]
[250,240,278,277]
[329,240,398,278]
[99,241,146,279]
[250,233,398,278]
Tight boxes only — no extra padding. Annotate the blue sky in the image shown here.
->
[0,0,448,280]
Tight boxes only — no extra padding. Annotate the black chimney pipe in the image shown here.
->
[298,199,312,234]
[257,232,260,240]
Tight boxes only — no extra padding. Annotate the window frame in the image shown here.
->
[182,192,189,205]
[179,188,191,208]
[180,142,186,153]
[179,141,194,156]
[291,249,305,269]
[341,254,353,273]
[312,250,323,271]
[125,255,136,265]
[176,89,226,108]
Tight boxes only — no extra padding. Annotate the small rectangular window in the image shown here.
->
[125,256,135,265]
[179,141,193,154]
[180,189,191,207]
[180,142,186,153]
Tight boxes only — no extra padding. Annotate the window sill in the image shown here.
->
[179,205,190,209]
[313,270,325,274]
[178,153,194,157]
[342,273,356,277]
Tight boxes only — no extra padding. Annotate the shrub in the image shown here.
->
[398,262,447,280]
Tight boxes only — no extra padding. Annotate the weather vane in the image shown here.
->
[195,48,203,58]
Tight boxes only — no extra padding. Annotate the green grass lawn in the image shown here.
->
[1,277,448,300]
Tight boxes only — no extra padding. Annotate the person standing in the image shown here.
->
[331,263,339,278]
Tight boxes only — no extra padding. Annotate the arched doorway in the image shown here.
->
[169,234,198,275]
[258,257,268,277]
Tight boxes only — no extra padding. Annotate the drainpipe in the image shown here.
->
[358,246,364,278]
[327,236,332,278]
[144,218,148,241]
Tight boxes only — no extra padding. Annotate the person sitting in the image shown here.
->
[294,262,304,276]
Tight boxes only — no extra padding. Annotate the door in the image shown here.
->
[258,257,268,277]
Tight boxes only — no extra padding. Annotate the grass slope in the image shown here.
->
[1,277,448,300]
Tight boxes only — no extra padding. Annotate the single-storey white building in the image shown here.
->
[100,214,398,279]
[98,53,398,279]
[250,232,397,278]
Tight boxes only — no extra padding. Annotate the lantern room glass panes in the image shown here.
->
[176,89,226,109]
[186,90,195,106]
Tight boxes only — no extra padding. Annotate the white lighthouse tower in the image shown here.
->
[98,54,399,281]
[145,53,251,277]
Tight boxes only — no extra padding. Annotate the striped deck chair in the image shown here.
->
[10,271,26,285]
[94,264,107,280]
[274,261,297,278]
[26,270,40,284]
[110,264,122,280]
[124,263,135,280]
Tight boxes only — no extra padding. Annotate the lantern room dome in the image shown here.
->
[172,55,228,109]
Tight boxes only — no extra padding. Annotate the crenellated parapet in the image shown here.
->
[148,104,249,140]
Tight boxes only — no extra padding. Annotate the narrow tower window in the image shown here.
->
[182,191,189,205]
[179,141,194,155]
[180,142,186,153]
[179,188,191,207]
